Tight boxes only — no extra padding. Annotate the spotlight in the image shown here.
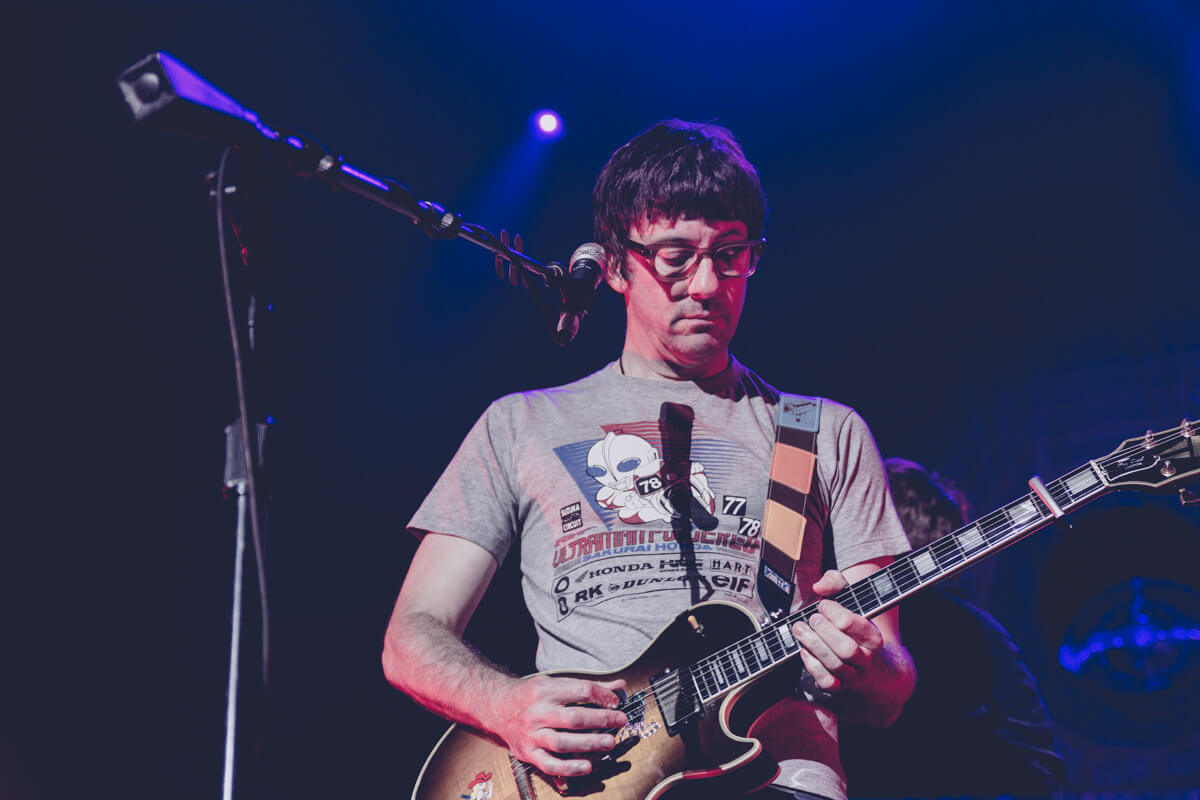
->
[531,109,563,140]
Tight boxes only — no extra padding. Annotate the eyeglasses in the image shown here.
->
[622,236,766,282]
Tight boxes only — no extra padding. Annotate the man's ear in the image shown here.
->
[604,256,629,294]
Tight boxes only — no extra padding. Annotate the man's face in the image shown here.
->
[607,217,749,378]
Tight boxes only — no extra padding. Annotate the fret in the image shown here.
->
[777,622,800,653]
[1005,496,1042,529]
[742,639,761,673]
[889,557,919,596]
[695,630,796,703]
[986,510,1014,539]
[1063,464,1102,501]
[956,524,987,556]
[971,521,1008,556]
[705,662,724,690]
[718,653,738,686]
[762,625,785,660]
[976,514,1011,545]
[1047,477,1074,511]
[933,534,965,570]
[844,582,871,617]
[688,666,705,705]
[696,662,718,699]
[707,660,725,692]
[729,646,749,678]
[751,634,773,668]
[835,586,864,616]
[912,548,939,580]
[856,573,883,612]
[1028,492,1052,519]
[704,661,720,692]
[869,569,899,604]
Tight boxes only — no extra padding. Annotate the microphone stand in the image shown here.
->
[212,147,276,800]
[115,51,600,800]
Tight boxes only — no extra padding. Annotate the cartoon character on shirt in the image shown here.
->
[585,431,716,525]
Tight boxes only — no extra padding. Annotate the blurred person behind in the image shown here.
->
[839,458,1065,799]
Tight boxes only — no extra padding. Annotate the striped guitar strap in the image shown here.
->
[756,394,822,620]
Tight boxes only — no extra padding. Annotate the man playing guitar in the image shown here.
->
[383,120,917,800]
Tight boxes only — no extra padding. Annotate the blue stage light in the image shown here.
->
[1057,578,1200,690]
[531,109,563,140]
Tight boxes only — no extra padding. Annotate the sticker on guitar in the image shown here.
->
[615,719,662,745]
[461,771,493,800]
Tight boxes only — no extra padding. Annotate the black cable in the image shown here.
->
[215,146,271,686]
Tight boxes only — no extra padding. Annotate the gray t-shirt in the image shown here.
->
[408,357,909,798]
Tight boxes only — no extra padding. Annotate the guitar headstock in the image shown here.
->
[1093,418,1200,496]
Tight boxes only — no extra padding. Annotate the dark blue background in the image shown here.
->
[9,1,1199,797]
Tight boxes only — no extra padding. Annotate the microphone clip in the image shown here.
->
[553,243,606,346]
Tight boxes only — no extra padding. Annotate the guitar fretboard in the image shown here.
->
[687,461,1110,705]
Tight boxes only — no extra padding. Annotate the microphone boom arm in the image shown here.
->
[117,52,568,301]
[308,143,564,289]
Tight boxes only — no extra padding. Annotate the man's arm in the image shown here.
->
[790,557,917,727]
[382,533,627,777]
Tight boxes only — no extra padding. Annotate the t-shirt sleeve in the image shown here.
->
[406,401,520,564]
[827,408,911,568]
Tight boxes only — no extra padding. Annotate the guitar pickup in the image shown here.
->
[650,666,704,735]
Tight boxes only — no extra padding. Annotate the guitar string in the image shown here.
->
[638,426,1194,712]
[508,685,660,780]
[511,426,1196,781]
[653,477,1056,706]
[589,425,1193,722]
[511,425,1194,778]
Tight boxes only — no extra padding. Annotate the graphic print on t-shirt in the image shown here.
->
[585,429,716,524]
[550,420,763,620]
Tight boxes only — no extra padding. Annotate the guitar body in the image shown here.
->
[412,601,780,800]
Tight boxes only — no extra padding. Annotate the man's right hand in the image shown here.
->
[384,536,628,778]
[485,674,628,777]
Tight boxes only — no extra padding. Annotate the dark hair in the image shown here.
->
[592,119,767,278]
[884,458,971,550]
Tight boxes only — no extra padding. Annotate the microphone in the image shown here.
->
[554,243,606,346]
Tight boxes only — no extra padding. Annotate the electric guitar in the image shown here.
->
[413,420,1199,800]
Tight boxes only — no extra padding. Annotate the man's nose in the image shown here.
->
[686,255,721,299]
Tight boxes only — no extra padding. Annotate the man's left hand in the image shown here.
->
[790,569,884,693]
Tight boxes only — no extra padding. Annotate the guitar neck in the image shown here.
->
[831,460,1110,619]
[687,460,1112,704]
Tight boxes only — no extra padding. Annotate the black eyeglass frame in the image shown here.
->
[620,236,766,281]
